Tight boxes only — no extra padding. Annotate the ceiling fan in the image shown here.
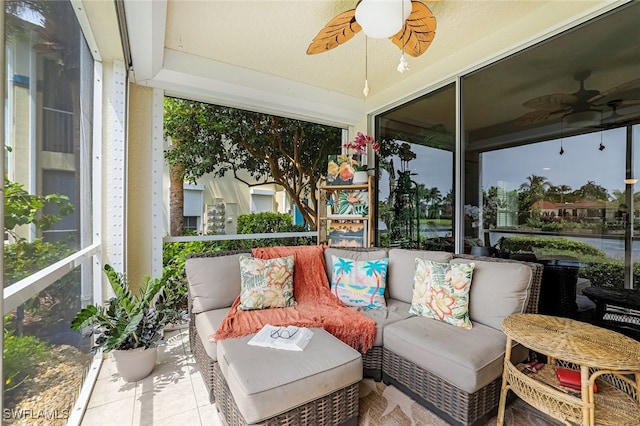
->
[306,0,437,57]
[514,70,640,127]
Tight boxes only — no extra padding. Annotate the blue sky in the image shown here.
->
[380,126,637,201]
[483,128,629,195]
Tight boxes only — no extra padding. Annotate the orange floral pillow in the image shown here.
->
[238,255,295,310]
[409,259,475,329]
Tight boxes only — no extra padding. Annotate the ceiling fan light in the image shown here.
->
[356,0,411,39]
[562,110,601,128]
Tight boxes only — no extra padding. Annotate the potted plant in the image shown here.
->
[344,132,380,184]
[71,264,174,382]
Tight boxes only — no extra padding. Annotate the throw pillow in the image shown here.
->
[238,255,295,310]
[409,259,475,329]
[330,255,389,309]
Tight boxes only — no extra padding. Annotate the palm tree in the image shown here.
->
[558,184,572,203]
[519,175,550,203]
[362,260,388,306]
[332,258,353,296]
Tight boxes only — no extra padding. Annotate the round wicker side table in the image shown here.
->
[496,313,640,426]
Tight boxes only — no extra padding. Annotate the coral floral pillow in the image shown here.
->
[409,259,475,328]
[238,255,295,310]
[331,255,388,309]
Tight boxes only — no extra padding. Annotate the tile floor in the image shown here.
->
[81,328,221,426]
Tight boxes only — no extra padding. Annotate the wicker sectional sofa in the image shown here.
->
[186,247,543,426]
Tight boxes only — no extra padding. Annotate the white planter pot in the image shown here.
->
[112,346,158,382]
[353,171,368,184]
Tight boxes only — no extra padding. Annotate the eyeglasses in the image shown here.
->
[270,327,299,339]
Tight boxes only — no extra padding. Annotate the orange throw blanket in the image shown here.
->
[212,245,376,352]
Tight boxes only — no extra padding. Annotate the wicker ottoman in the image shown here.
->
[215,328,362,425]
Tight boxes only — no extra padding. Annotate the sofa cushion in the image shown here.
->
[450,258,532,330]
[383,316,528,394]
[410,259,475,329]
[194,308,231,360]
[217,328,362,424]
[330,255,389,309]
[238,255,295,310]
[353,299,413,346]
[388,249,454,304]
[324,248,388,285]
[186,253,245,313]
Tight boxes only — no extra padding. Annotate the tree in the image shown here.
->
[4,177,73,241]
[519,175,550,204]
[578,180,610,201]
[163,98,341,233]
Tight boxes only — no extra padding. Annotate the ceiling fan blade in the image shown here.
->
[522,93,578,110]
[306,9,361,55]
[588,77,640,103]
[514,109,566,126]
[390,1,437,57]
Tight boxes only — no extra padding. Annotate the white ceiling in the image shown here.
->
[120,0,634,128]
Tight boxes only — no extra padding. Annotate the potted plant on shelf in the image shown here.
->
[344,132,380,184]
[71,264,175,382]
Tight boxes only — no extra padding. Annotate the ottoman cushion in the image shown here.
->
[217,327,362,424]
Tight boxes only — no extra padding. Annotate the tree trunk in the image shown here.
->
[169,163,184,236]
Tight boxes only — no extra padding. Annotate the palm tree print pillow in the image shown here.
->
[330,255,389,309]
[410,259,475,329]
[238,255,295,310]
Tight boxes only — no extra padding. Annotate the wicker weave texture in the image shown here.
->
[502,314,640,370]
[191,317,216,403]
[212,362,359,425]
[505,362,640,426]
[362,346,382,371]
[382,347,501,426]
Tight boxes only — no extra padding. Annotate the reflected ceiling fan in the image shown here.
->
[514,70,640,127]
[306,0,437,57]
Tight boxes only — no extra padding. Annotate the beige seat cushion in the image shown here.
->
[186,253,245,313]
[383,316,528,394]
[388,249,453,304]
[194,308,231,360]
[217,328,362,424]
[450,258,532,330]
[353,299,413,346]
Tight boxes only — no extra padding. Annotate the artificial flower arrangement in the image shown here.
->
[327,133,381,184]
[343,132,380,171]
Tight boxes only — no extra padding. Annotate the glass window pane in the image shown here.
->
[4,0,94,285]
[460,1,640,322]
[4,0,97,418]
[376,83,456,251]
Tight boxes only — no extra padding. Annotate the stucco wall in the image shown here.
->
[127,84,154,290]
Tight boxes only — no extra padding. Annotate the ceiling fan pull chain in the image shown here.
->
[363,36,370,97]
[398,0,409,73]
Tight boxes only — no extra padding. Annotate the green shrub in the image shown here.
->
[3,319,50,393]
[500,236,606,258]
[233,212,314,249]
[161,212,316,315]
[582,260,640,290]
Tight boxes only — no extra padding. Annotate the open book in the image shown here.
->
[248,324,314,351]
